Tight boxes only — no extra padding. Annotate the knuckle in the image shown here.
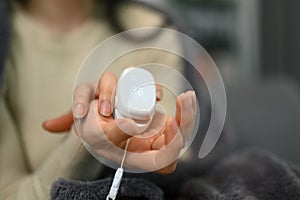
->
[74,85,92,98]
[73,85,94,101]
[74,84,90,94]
[103,71,116,77]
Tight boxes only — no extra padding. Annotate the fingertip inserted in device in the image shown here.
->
[114,67,156,134]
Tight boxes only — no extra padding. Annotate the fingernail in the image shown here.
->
[191,91,197,112]
[191,91,196,97]
[100,100,111,116]
[74,103,85,119]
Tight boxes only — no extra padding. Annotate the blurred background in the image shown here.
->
[138,0,300,165]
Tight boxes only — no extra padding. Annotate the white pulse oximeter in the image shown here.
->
[114,67,156,134]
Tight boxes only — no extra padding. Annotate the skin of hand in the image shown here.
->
[43,71,197,174]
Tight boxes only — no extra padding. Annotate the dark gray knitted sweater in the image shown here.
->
[51,149,300,200]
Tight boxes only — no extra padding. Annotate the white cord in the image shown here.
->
[121,139,130,168]
[106,139,130,200]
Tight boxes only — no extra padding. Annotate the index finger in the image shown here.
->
[73,82,97,119]
[97,71,117,117]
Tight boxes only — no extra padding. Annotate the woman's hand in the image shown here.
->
[43,71,197,174]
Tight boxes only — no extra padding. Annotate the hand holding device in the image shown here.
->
[71,67,197,174]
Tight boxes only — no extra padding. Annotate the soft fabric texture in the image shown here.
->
[51,149,300,200]
[51,177,164,200]
[180,149,300,200]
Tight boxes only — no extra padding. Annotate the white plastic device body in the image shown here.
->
[114,67,156,134]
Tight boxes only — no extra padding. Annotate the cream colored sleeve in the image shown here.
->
[0,89,102,199]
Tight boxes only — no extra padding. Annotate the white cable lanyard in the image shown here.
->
[106,139,130,200]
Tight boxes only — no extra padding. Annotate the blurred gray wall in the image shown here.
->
[260,0,300,83]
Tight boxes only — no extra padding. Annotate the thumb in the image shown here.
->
[42,111,74,133]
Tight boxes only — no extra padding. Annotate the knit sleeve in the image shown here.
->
[0,92,103,200]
